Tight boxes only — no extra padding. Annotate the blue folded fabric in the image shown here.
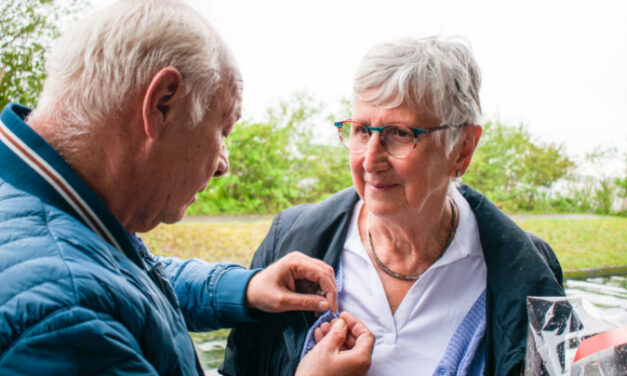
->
[299,258,486,376]
[300,261,344,359]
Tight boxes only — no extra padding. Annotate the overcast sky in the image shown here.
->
[98,0,627,173]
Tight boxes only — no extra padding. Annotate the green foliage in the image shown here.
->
[463,121,575,211]
[0,0,90,109]
[187,93,352,214]
[189,106,625,216]
[560,147,627,215]
[616,157,627,207]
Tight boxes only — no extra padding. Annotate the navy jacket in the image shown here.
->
[221,187,565,376]
[0,103,258,375]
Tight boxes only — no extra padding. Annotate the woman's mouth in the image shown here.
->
[367,182,398,190]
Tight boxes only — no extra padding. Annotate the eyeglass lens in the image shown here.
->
[340,122,416,158]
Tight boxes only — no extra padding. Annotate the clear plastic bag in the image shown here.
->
[525,296,627,376]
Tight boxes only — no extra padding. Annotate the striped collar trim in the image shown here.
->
[0,119,124,253]
[0,103,145,265]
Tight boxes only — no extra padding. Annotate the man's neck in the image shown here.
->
[28,113,149,232]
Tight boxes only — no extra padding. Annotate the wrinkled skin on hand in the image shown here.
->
[245,251,338,313]
[296,312,375,376]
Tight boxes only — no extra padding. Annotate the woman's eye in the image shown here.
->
[392,128,410,138]
[355,126,369,135]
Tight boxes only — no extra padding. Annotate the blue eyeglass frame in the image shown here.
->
[334,120,468,136]
[333,120,470,154]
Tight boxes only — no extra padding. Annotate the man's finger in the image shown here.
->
[292,252,334,274]
[291,262,338,312]
[279,291,330,312]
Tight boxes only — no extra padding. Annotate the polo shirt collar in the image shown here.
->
[344,190,483,272]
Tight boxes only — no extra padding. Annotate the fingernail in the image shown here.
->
[318,300,330,311]
[333,318,346,329]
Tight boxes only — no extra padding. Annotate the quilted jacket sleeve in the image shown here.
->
[0,308,158,375]
[220,212,280,376]
[157,256,261,332]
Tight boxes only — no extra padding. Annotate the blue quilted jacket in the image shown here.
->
[0,103,259,375]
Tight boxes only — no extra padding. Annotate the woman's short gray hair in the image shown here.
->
[354,37,482,155]
[33,0,223,131]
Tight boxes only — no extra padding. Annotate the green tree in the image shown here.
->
[188,93,352,215]
[0,0,90,109]
[571,147,626,214]
[616,157,627,215]
[463,121,575,211]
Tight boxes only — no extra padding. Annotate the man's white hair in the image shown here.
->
[31,0,223,141]
[354,37,482,155]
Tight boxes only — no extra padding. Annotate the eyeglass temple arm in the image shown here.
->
[422,123,470,133]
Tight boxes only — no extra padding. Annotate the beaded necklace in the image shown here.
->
[365,197,458,281]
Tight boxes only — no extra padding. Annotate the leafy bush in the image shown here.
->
[187,93,352,214]
[554,148,627,215]
[463,121,575,212]
[190,107,627,216]
[1,0,90,109]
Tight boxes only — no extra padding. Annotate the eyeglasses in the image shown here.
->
[334,120,469,158]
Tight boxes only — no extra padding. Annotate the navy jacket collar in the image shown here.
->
[249,185,564,376]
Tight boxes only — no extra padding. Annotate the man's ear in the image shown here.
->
[452,125,482,176]
[142,67,184,139]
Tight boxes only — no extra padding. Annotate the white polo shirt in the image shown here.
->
[338,189,487,376]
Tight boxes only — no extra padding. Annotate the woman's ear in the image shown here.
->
[453,125,482,177]
[141,66,184,139]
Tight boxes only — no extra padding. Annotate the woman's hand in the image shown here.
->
[245,251,338,313]
[296,312,374,376]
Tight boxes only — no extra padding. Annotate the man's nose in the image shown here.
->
[213,145,229,177]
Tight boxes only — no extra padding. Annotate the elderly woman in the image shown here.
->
[221,37,564,376]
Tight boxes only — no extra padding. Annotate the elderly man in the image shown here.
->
[0,1,373,375]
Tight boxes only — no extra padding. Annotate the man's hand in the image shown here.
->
[296,312,374,376]
[245,251,338,313]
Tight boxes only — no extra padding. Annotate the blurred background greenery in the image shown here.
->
[4,3,625,372]
[2,0,626,218]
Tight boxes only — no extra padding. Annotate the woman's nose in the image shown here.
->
[362,133,389,171]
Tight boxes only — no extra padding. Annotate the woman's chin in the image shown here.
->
[364,200,403,218]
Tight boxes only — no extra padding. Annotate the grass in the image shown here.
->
[140,220,272,267]
[513,216,627,270]
[189,329,231,369]
[140,216,627,272]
